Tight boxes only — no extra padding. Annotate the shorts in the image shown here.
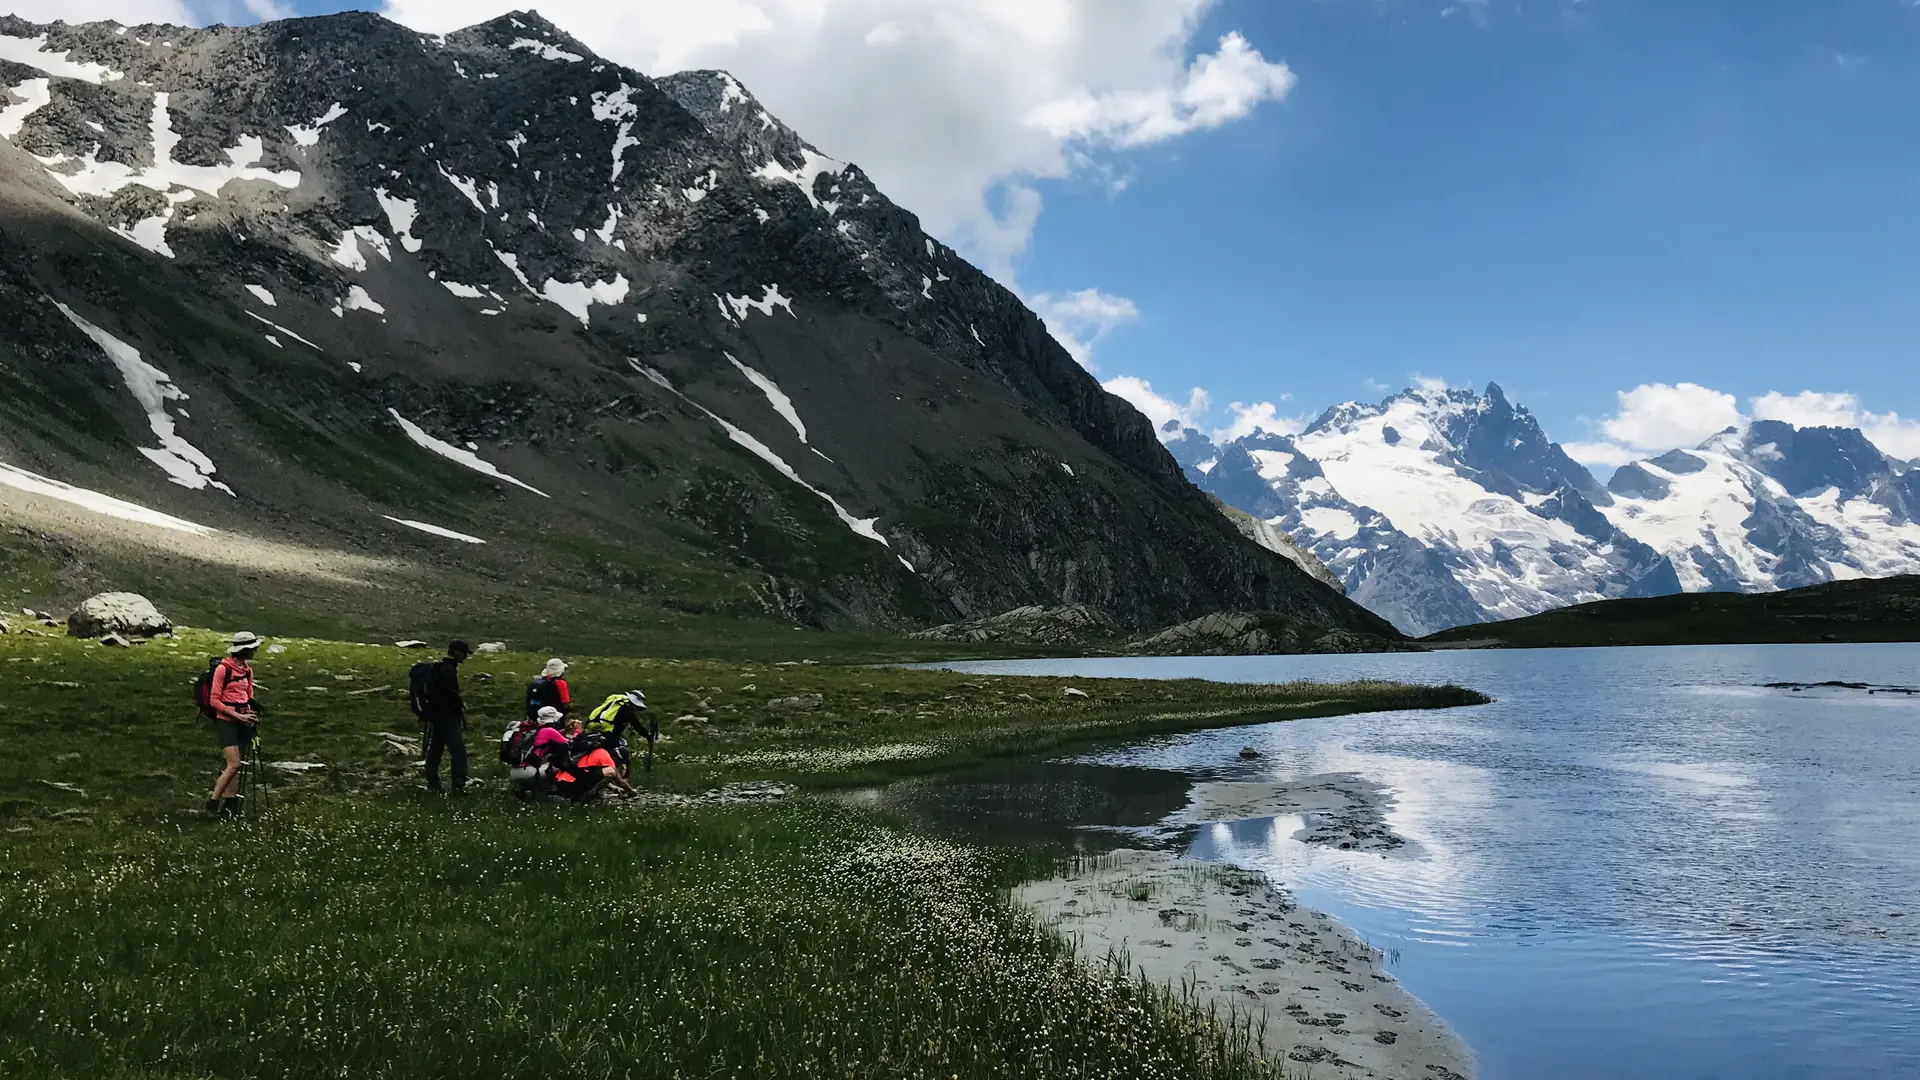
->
[213,718,256,751]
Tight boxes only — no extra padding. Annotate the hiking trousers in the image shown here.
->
[425,716,468,791]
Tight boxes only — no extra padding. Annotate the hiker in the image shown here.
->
[585,690,652,787]
[418,640,473,794]
[204,631,262,821]
[524,658,572,719]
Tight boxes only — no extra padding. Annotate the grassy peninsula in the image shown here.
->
[0,626,1485,1079]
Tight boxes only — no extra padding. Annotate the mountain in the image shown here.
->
[1172,384,1679,635]
[0,11,1387,643]
[1601,422,1920,593]
[1176,383,1920,636]
[1423,574,1920,649]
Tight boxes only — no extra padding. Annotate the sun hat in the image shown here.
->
[536,706,562,725]
[228,631,263,654]
[625,690,647,710]
[540,658,567,678]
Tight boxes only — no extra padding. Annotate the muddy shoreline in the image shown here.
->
[1014,773,1473,1079]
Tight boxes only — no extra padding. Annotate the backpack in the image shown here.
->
[499,720,540,767]
[525,676,561,719]
[192,657,221,719]
[409,662,437,718]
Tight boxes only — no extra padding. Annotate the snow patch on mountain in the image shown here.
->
[53,302,232,494]
[384,515,486,544]
[0,34,121,83]
[753,149,846,213]
[728,354,810,444]
[631,362,887,549]
[540,273,628,326]
[0,462,214,535]
[0,77,50,138]
[373,188,423,252]
[388,409,548,497]
[287,102,347,147]
[719,285,794,322]
[509,38,583,63]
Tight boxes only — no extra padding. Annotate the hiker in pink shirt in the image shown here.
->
[205,631,262,820]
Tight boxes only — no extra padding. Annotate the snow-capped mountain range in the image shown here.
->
[1169,385,1920,636]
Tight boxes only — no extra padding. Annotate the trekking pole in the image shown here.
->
[646,714,658,772]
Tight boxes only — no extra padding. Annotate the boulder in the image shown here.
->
[768,694,824,712]
[476,642,507,654]
[66,593,172,640]
[395,640,430,649]
[1062,687,1089,699]
[99,633,131,648]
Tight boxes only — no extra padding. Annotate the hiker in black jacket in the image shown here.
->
[421,640,473,794]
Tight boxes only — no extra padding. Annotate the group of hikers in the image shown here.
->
[198,634,654,820]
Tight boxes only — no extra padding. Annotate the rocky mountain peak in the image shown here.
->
[0,10,1383,641]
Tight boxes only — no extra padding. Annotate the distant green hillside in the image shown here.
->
[1423,576,1920,649]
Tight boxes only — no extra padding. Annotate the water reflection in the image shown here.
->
[912,644,1920,1079]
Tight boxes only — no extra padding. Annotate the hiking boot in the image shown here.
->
[205,799,222,821]
[222,796,244,820]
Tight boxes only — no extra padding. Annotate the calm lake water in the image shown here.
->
[905,644,1920,1080]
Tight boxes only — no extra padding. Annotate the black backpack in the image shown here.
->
[409,662,437,718]
[191,657,221,719]
[525,676,561,719]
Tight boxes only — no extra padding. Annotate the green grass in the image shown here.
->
[0,628,1486,1077]
[1423,573,1920,649]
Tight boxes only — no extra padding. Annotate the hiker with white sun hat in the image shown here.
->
[199,631,264,820]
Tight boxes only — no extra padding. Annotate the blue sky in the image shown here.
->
[1023,0,1920,460]
[101,0,1920,461]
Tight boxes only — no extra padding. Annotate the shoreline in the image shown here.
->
[1013,774,1473,1079]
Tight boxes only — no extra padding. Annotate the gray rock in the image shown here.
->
[394,640,430,649]
[912,605,1120,646]
[99,633,131,648]
[67,593,172,639]
[768,693,824,712]
[475,642,507,654]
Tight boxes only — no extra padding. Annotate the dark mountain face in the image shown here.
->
[0,11,1385,637]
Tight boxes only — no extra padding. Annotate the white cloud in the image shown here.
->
[377,1,1291,270]
[1754,390,1920,460]
[1582,383,1920,464]
[1599,382,1744,451]
[9,0,190,20]
[1024,31,1294,150]
[1214,400,1302,443]
[1030,287,1138,366]
[1411,372,1451,393]
[1561,441,1643,468]
[1102,376,1208,437]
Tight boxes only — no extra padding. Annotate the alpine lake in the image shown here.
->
[876,643,1920,1079]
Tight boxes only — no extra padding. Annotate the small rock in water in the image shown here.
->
[1063,687,1089,699]
[1239,745,1261,760]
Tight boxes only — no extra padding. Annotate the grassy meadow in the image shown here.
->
[0,626,1487,1078]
